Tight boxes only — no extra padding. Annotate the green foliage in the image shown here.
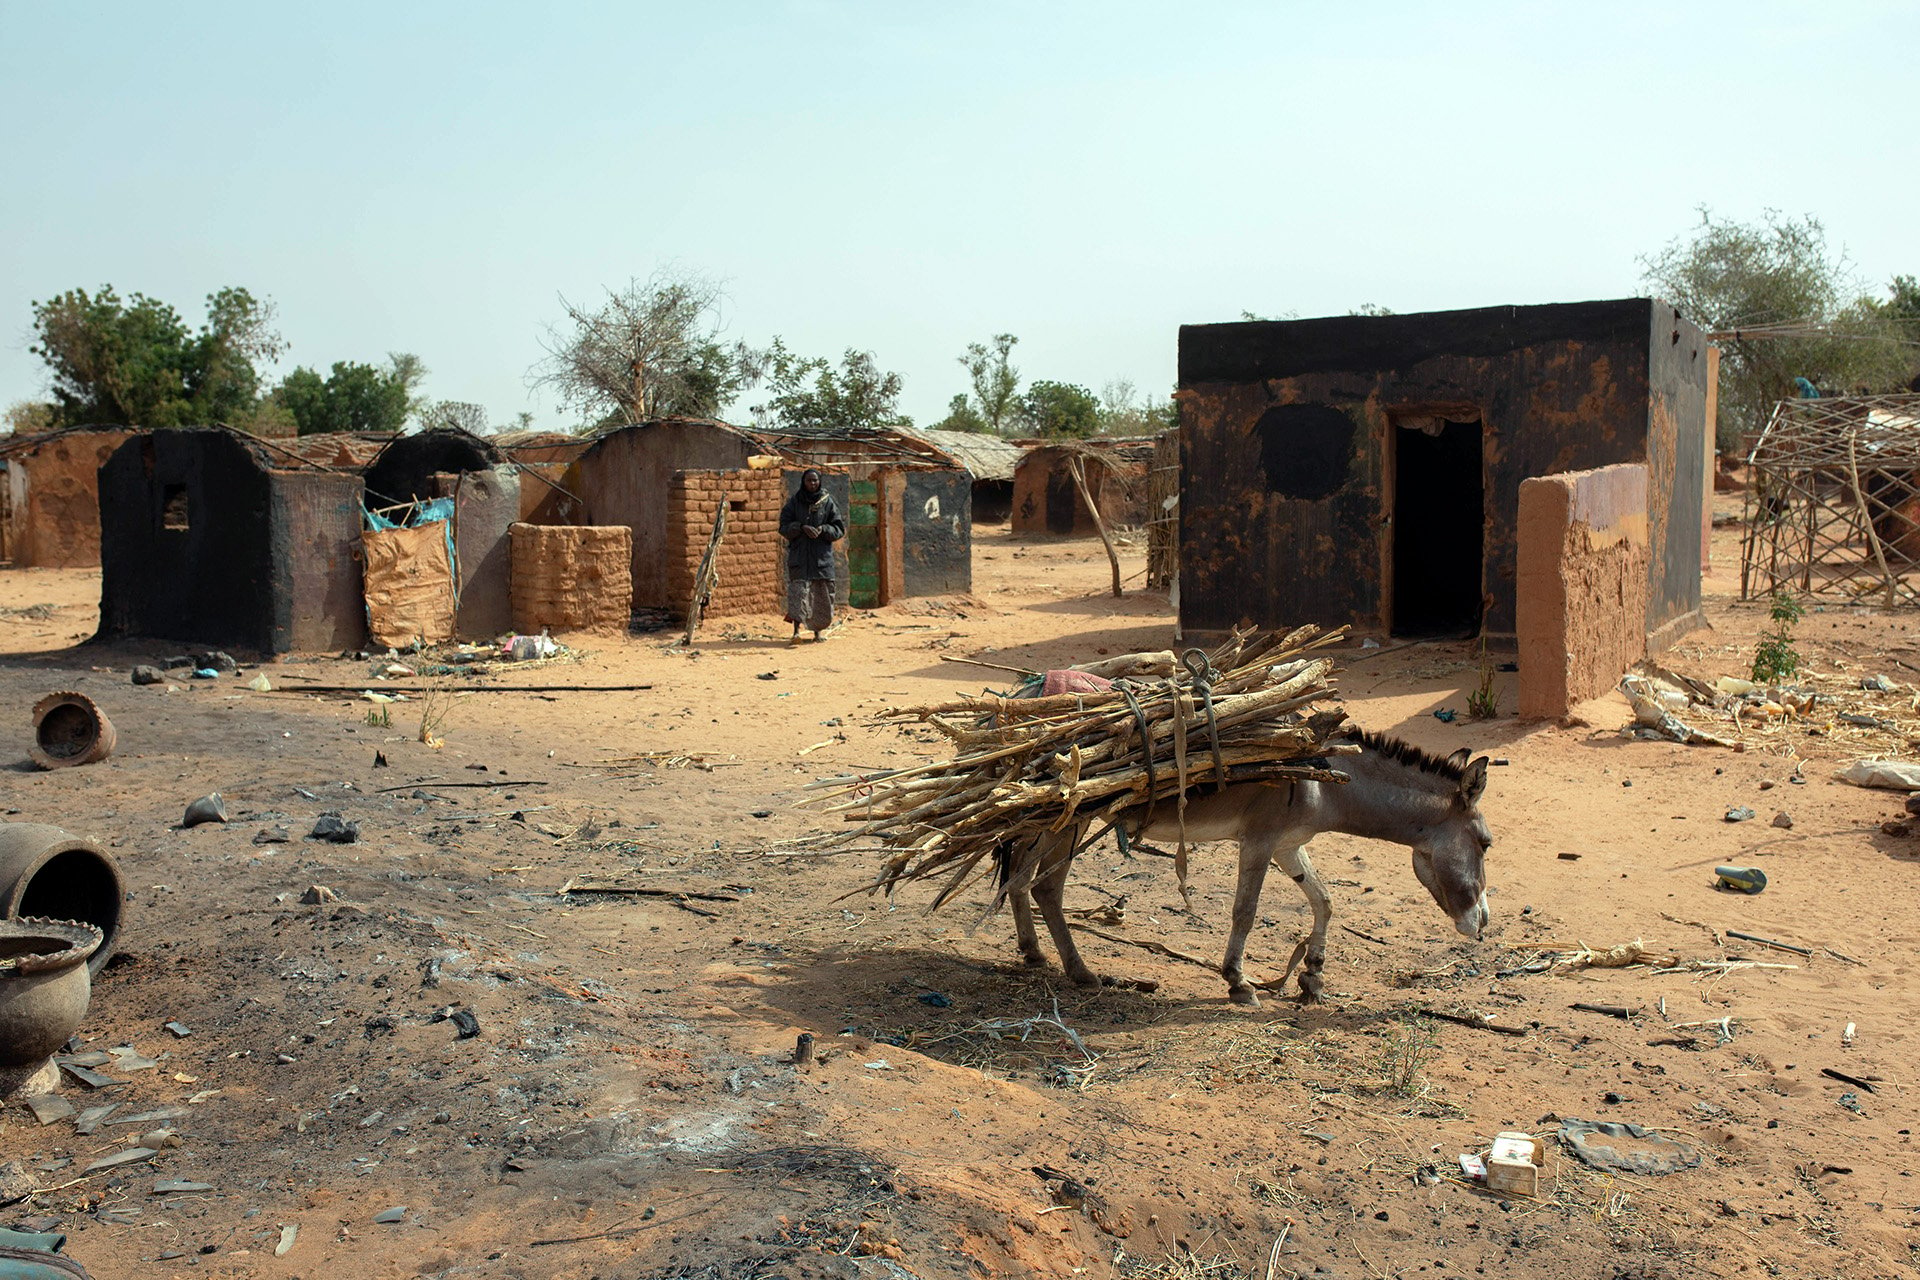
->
[1467,640,1498,719]
[277,353,422,435]
[531,269,761,426]
[1018,379,1100,438]
[958,333,1020,434]
[1380,1013,1437,1099]
[415,400,489,434]
[1751,591,1805,684]
[29,285,284,428]
[1096,379,1176,436]
[756,340,908,433]
[931,393,988,433]
[3,401,56,435]
[1639,209,1913,451]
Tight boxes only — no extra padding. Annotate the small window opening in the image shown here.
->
[162,485,189,531]
[728,499,747,513]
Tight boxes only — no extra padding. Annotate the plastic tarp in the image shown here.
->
[363,520,456,649]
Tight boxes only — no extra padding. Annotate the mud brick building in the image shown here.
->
[0,428,139,567]
[664,467,787,619]
[1011,438,1156,536]
[1176,299,1710,653]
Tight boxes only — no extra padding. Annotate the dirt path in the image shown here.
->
[0,523,1913,1279]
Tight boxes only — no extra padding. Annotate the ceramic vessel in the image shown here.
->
[0,918,102,1067]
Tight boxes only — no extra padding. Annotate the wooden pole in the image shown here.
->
[684,498,728,645]
[1068,454,1122,598]
[1845,430,1898,609]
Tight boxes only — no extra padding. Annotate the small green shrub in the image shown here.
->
[1751,591,1805,684]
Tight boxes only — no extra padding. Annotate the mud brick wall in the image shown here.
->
[665,468,785,619]
[1517,464,1651,719]
[509,523,633,635]
[6,428,138,568]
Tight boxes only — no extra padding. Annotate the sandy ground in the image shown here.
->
[0,521,1916,1280]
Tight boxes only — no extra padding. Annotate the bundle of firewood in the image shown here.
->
[804,626,1353,906]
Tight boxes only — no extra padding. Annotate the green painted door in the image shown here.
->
[846,480,881,607]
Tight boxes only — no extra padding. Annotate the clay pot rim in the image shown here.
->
[0,916,103,974]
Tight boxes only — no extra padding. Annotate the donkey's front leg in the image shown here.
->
[1272,844,1334,1002]
[1030,832,1101,987]
[1222,838,1277,1006]
[1008,887,1046,967]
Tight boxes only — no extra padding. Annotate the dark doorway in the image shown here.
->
[1044,467,1078,534]
[1392,417,1483,637]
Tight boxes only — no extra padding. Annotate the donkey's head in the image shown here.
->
[1409,749,1493,939]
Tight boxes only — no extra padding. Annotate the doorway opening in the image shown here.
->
[1392,415,1483,637]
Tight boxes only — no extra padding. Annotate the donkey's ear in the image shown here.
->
[1458,756,1490,804]
[1445,748,1471,771]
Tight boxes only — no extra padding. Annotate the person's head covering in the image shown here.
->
[801,468,822,490]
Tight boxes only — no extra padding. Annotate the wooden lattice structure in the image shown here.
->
[1742,394,1920,606]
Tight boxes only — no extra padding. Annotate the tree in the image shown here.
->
[276,353,423,435]
[416,401,489,434]
[1640,209,1912,450]
[530,269,761,426]
[3,402,55,436]
[958,333,1020,434]
[930,393,987,434]
[755,341,908,433]
[1018,380,1100,438]
[29,285,284,428]
[1096,379,1176,436]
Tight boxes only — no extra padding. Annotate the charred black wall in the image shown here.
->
[1177,299,1704,640]
[98,430,279,651]
[363,429,501,508]
[902,469,972,596]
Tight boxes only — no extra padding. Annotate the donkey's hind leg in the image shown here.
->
[997,842,1047,967]
[1222,835,1278,1006]
[1028,828,1100,987]
[1272,844,1334,1002]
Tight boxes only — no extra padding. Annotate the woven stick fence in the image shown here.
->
[803,626,1353,912]
[1742,394,1920,606]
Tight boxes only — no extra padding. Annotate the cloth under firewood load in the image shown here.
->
[804,625,1353,910]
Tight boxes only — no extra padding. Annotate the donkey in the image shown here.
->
[1000,729,1493,1005]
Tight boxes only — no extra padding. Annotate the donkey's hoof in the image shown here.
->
[1019,953,1047,968]
[1228,985,1262,1008]
[1296,976,1326,1004]
[1068,969,1102,988]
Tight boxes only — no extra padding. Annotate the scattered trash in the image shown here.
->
[430,1007,481,1039]
[247,675,272,692]
[195,651,238,674]
[163,1022,191,1038]
[1862,674,1896,692]
[506,634,559,662]
[1457,1152,1487,1181]
[130,666,164,686]
[1558,1118,1699,1176]
[383,664,415,678]
[1724,806,1756,823]
[308,814,359,843]
[190,668,220,680]
[1715,866,1768,894]
[299,885,338,905]
[1556,852,1581,861]
[1771,810,1793,829]
[152,1180,213,1195]
[1714,676,1757,697]
[1619,675,1737,748]
[1485,1131,1546,1197]
[251,827,291,846]
[863,1059,894,1070]
[1725,928,1812,957]
[1360,638,1381,649]
[1432,709,1456,723]
[1843,1022,1857,1047]
[1837,1092,1867,1116]
[22,1095,73,1126]
[1837,759,1920,790]
[756,671,779,681]
[181,794,227,828]
[916,991,952,1008]
[1570,1002,1635,1019]
[0,1162,38,1204]
[82,1147,156,1174]
[373,752,389,768]
[274,1223,298,1256]
[373,1206,408,1224]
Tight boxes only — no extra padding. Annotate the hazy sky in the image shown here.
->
[2,2,1913,430]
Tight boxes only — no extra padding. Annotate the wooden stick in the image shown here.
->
[1407,1006,1530,1037]
[684,498,728,645]
[377,779,547,792]
[1821,1067,1878,1093]
[1726,929,1813,957]
[1066,923,1212,969]
[938,654,1042,678]
[266,684,655,694]
[1067,454,1122,598]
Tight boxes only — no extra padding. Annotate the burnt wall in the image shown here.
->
[1177,299,1664,639]
[1644,303,1711,643]
[270,471,367,652]
[902,469,972,596]
[98,430,278,652]
[573,423,758,607]
[364,429,500,509]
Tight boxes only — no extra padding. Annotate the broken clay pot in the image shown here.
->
[0,824,125,975]
[28,693,115,770]
[0,918,102,1069]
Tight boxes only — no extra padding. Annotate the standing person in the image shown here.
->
[779,469,844,643]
